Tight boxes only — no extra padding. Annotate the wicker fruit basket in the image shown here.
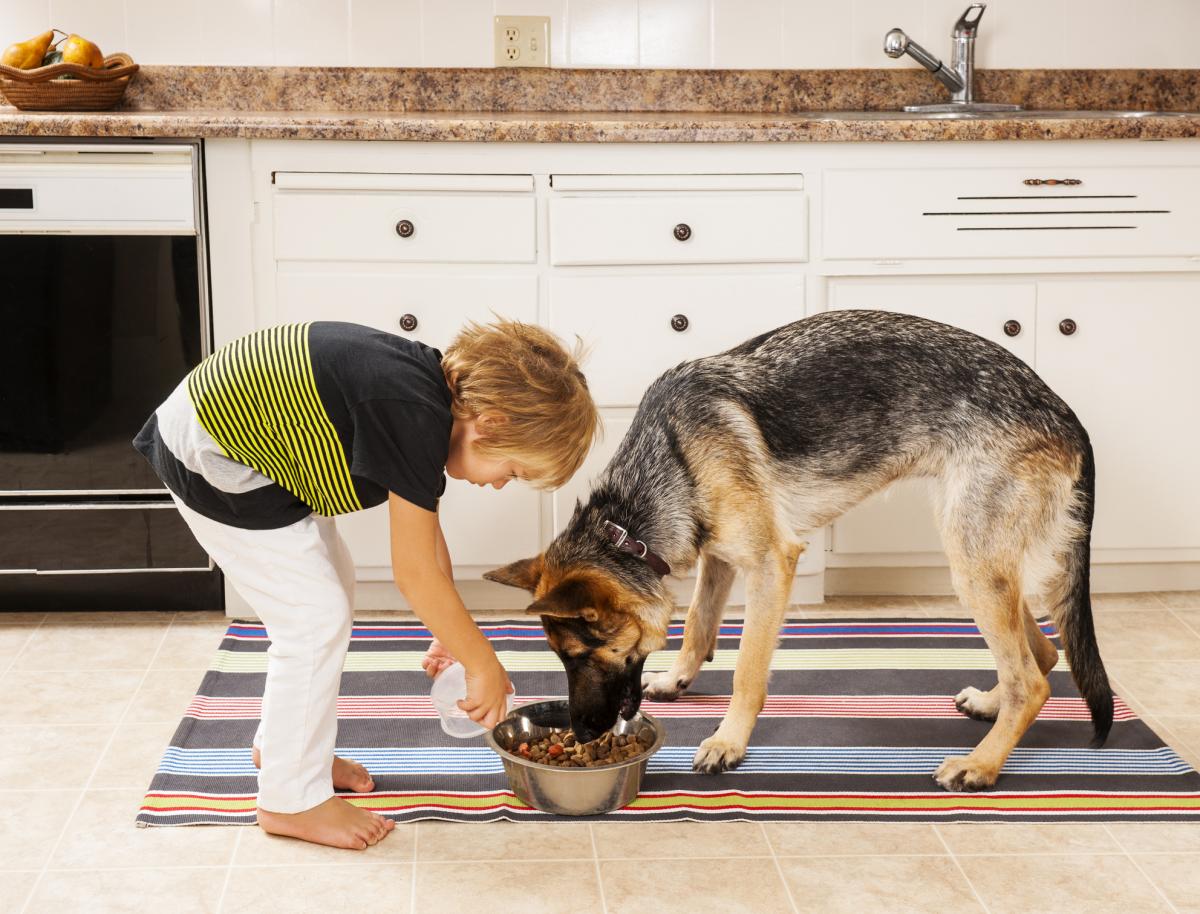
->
[0,53,138,111]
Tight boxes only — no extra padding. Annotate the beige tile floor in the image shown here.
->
[1,592,1199,913]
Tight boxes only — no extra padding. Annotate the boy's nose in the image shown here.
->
[492,478,509,490]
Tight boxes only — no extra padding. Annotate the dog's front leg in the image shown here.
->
[643,554,735,701]
[693,544,799,774]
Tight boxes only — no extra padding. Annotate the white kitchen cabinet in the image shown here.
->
[822,166,1200,261]
[549,273,804,407]
[827,279,1037,556]
[1035,278,1200,551]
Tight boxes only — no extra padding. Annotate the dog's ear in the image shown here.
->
[482,555,543,592]
[526,578,600,623]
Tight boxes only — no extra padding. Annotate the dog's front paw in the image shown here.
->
[934,755,999,792]
[954,686,1000,721]
[692,735,746,774]
[641,670,690,701]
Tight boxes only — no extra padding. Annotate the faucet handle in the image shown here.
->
[953,2,986,37]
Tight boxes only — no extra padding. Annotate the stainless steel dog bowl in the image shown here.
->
[486,700,665,816]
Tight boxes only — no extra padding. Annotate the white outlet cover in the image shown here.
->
[494,15,550,68]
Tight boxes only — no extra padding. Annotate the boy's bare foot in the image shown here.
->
[257,796,395,850]
[252,747,375,793]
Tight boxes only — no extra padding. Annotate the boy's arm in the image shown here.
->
[420,510,457,678]
[388,492,511,726]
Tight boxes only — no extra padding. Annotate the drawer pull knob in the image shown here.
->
[670,314,689,333]
[673,223,692,242]
[1058,318,1077,336]
[1003,319,1022,337]
[1023,178,1082,186]
[395,219,415,238]
[399,313,419,332]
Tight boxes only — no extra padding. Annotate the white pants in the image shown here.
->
[171,495,356,814]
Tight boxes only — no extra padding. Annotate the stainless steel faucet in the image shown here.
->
[884,3,1021,113]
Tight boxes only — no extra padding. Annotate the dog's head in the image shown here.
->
[484,554,669,743]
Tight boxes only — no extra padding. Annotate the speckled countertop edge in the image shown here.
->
[3,108,1200,142]
[2,67,1199,143]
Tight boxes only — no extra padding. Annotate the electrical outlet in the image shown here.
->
[494,15,550,68]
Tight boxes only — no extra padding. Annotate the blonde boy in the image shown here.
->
[134,319,598,849]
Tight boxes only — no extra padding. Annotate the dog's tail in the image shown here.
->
[1043,434,1113,748]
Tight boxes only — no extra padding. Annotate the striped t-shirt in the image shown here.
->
[135,322,452,529]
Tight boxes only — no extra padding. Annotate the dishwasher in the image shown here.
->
[0,139,222,611]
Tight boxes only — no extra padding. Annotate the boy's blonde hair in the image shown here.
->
[442,319,600,490]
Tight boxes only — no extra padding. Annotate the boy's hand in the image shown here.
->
[459,659,515,729]
[421,638,457,679]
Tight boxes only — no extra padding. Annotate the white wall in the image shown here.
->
[3,0,1199,69]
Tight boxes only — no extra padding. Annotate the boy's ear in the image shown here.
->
[482,555,543,592]
[525,578,600,623]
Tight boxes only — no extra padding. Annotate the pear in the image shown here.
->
[1,30,55,70]
[60,33,104,68]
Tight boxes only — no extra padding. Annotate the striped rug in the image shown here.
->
[137,618,1200,824]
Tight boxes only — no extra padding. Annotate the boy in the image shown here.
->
[134,319,599,849]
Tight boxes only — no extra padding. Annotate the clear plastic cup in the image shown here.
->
[430,661,515,739]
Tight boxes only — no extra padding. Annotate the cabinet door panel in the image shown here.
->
[549,274,803,407]
[826,280,1037,556]
[275,271,542,574]
[1037,279,1200,551]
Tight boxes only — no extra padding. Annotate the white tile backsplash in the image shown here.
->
[125,0,203,66]
[713,0,782,69]
[639,0,711,68]
[569,0,638,67]
[199,0,274,66]
[0,0,1193,68]
[350,0,421,67]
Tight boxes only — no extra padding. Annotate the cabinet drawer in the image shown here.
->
[273,173,536,264]
[549,274,802,406]
[823,167,1200,261]
[549,174,806,266]
[275,271,538,346]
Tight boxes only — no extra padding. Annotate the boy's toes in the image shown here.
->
[332,756,375,793]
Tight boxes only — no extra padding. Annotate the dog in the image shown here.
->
[484,309,1113,792]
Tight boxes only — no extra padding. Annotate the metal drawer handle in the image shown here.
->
[670,314,689,332]
[1023,178,1082,186]
[395,219,415,238]
[673,223,692,241]
[1059,318,1077,336]
[399,313,419,332]
[1003,319,1021,337]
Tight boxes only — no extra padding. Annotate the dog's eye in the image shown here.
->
[624,656,632,666]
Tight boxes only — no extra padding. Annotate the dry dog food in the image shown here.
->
[512,728,648,768]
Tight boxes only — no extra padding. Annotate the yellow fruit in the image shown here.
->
[1,30,55,69]
[59,33,103,68]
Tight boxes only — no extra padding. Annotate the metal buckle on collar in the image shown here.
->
[604,520,629,548]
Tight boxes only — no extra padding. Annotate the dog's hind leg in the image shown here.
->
[643,553,735,701]
[693,543,800,774]
[954,599,1059,721]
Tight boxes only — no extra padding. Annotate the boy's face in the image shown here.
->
[445,415,528,489]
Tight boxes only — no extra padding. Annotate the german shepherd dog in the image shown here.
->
[485,309,1113,791]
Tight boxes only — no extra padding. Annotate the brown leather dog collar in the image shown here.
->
[603,520,671,577]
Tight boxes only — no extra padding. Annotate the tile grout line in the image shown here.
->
[19,611,177,914]
[215,827,243,914]
[932,823,994,914]
[1102,823,1182,914]
[588,822,609,914]
[410,821,419,914]
[759,821,800,914]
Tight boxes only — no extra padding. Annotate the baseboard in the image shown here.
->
[824,563,1200,596]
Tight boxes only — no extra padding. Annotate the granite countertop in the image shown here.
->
[2,67,1199,142]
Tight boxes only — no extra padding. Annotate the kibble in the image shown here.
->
[511,728,648,768]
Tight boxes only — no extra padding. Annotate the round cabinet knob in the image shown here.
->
[1003,319,1022,337]
[1058,318,1077,336]
[395,219,415,238]
[399,313,419,332]
[670,314,689,333]
[673,223,692,242]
